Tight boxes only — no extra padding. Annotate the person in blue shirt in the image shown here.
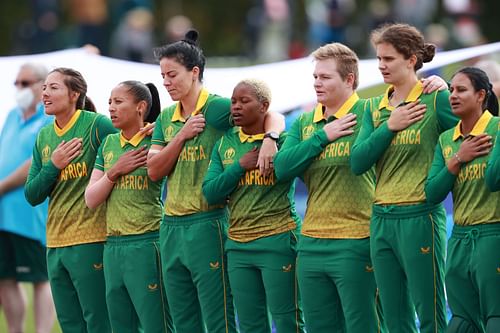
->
[0,63,55,333]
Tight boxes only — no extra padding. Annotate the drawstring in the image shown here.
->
[463,228,480,250]
[382,206,394,213]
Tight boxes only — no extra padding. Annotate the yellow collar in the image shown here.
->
[378,81,423,111]
[120,130,146,147]
[452,110,493,141]
[171,88,209,122]
[54,109,81,136]
[239,128,265,143]
[313,92,359,123]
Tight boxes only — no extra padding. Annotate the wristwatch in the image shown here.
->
[264,131,279,141]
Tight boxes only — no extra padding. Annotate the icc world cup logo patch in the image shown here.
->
[165,126,174,140]
[224,147,235,160]
[443,146,453,159]
[302,125,314,139]
[104,152,114,168]
[41,145,51,163]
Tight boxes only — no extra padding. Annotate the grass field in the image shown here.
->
[0,283,62,333]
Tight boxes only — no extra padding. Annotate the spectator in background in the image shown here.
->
[245,0,292,62]
[109,7,155,63]
[475,58,500,97]
[68,0,109,53]
[0,63,55,333]
[305,0,355,50]
[164,15,193,44]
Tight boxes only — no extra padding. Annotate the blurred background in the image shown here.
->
[1,0,499,64]
[1,1,499,331]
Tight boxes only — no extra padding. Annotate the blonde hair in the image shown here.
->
[311,43,359,89]
[237,78,272,105]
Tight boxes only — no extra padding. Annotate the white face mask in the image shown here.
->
[15,87,35,111]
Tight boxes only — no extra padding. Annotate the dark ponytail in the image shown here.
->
[486,85,499,116]
[145,83,161,123]
[453,67,499,116]
[153,29,206,81]
[119,80,161,122]
[83,96,97,112]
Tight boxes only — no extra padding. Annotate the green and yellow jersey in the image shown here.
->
[426,111,500,226]
[151,89,232,216]
[202,128,300,242]
[25,110,117,247]
[274,93,374,239]
[351,81,458,205]
[485,123,500,191]
[94,131,163,236]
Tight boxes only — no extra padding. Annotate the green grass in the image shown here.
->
[0,283,62,333]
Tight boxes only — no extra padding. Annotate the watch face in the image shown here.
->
[266,132,279,140]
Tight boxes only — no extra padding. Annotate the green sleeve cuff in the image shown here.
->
[316,129,330,147]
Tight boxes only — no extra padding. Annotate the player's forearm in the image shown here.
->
[264,112,285,134]
[147,135,186,181]
[274,131,327,181]
[85,171,115,209]
[350,122,394,175]
[203,162,244,205]
[24,160,60,206]
[486,137,500,191]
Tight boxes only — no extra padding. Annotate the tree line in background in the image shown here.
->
[0,0,499,62]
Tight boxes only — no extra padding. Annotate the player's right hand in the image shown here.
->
[387,100,426,132]
[51,138,83,169]
[323,113,357,142]
[178,114,206,140]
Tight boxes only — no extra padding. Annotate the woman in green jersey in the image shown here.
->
[25,68,116,333]
[84,81,174,333]
[273,43,383,333]
[351,23,458,333]
[147,30,284,333]
[202,79,304,333]
[426,67,500,333]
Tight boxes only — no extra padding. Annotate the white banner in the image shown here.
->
[1,42,500,128]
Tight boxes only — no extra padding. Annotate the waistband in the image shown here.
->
[372,202,443,219]
[162,208,228,226]
[451,222,500,239]
[106,231,159,244]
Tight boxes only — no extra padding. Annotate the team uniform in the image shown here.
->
[94,131,174,333]
[485,123,500,191]
[25,109,116,333]
[350,81,458,333]
[274,93,383,333]
[151,89,237,333]
[0,103,51,283]
[426,111,500,332]
[202,128,305,333]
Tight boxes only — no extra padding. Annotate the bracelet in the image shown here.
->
[454,153,464,164]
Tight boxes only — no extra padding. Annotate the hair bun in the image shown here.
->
[183,30,199,45]
[422,43,436,63]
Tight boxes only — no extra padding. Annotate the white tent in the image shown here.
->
[1,42,500,128]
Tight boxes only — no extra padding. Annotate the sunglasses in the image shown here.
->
[14,80,40,88]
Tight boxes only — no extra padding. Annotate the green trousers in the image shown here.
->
[370,203,447,333]
[160,209,236,333]
[297,236,383,333]
[104,232,174,333]
[446,222,500,333]
[226,231,305,333]
[47,242,110,333]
